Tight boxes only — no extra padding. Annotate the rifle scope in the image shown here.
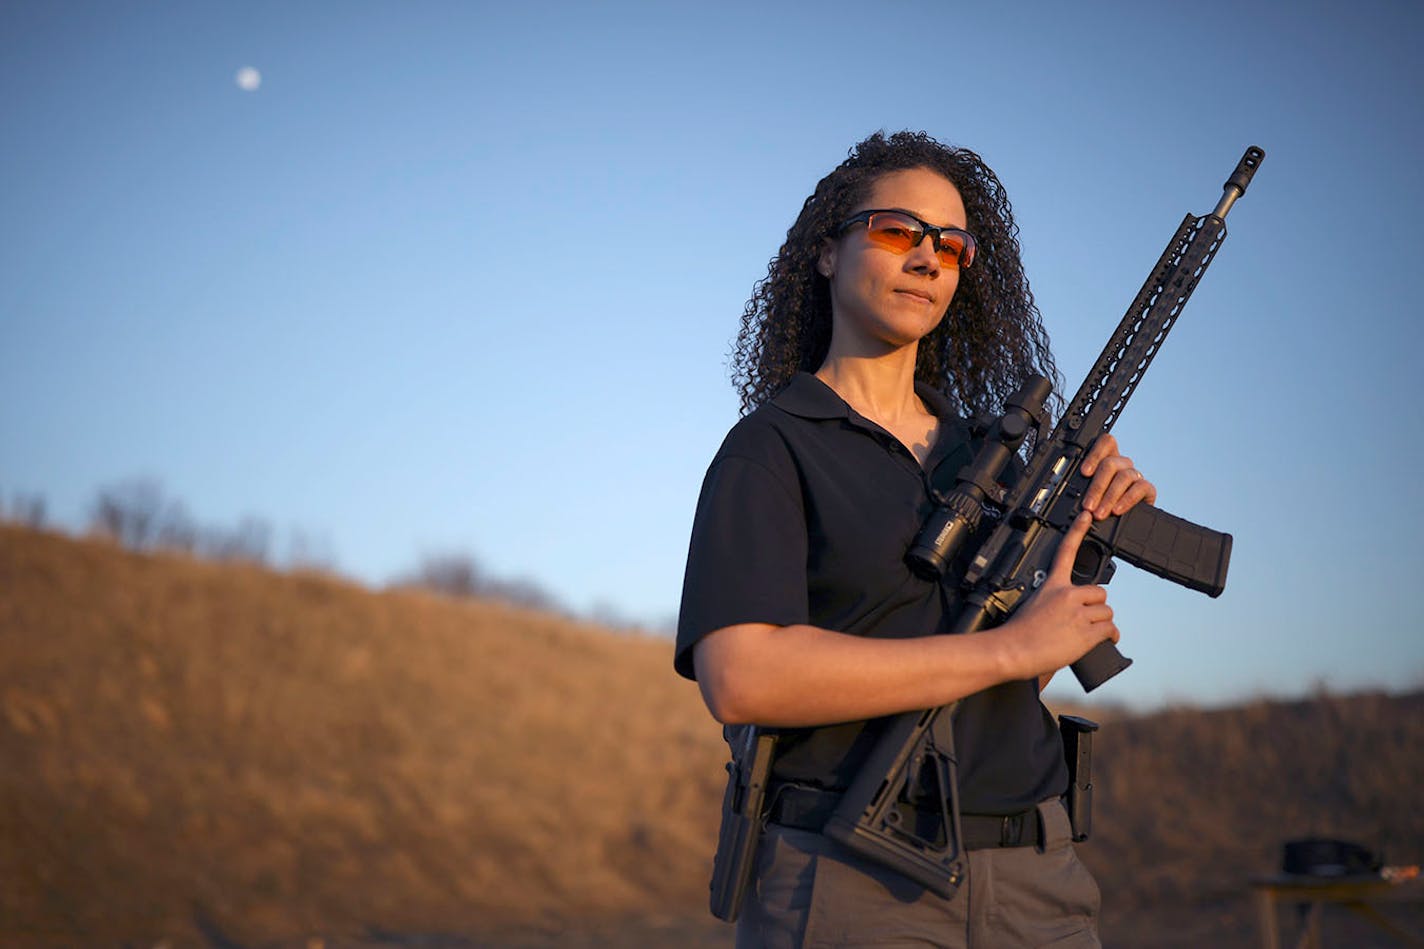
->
[906,377,1051,579]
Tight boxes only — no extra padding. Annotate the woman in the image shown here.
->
[675,131,1155,947]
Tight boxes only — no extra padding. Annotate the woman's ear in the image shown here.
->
[817,239,836,279]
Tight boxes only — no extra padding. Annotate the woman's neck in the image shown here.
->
[814,347,924,426]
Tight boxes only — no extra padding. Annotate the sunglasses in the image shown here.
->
[836,209,977,271]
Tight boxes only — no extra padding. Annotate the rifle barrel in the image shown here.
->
[1212,146,1266,219]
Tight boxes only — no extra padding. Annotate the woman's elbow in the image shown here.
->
[692,625,772,724]
[700,678,760,724]
[695,654,756,724]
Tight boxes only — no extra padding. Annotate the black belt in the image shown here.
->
[767,784,1043,850]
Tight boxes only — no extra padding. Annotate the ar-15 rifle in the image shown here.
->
[822,146,1265,898]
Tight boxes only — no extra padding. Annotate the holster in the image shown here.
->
[709,726,777,922]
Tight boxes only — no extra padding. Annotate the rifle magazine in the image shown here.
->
[1093,502,1232,597]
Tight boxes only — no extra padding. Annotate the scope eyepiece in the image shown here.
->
[906,492,983,579]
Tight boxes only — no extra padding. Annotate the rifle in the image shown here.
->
[822,147,1265,897]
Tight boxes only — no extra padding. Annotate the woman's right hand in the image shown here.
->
[998,511,1119,679]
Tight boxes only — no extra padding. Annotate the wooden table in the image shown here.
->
[1251,872,1423,948]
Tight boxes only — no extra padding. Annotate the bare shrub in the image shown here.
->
[197,516,272,565]
[89,478,167,550]
[286,528,336,572]
[6,493,47,529]
[401,551,564,614]
[89,480,253,559]
[411,552,486,597]
[484,575,562,613]
[155,500,198,553]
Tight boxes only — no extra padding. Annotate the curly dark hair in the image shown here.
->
[730,130,1061,419]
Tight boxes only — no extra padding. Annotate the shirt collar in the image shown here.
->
[772,371,960,423]
[770,372,851,420]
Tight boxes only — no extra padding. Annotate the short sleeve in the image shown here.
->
[673,453,809,680]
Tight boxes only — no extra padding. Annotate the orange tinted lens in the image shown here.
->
[864,212,921,253]
[935,233,966,270]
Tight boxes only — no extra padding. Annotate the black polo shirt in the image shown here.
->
[676,372,1067,814]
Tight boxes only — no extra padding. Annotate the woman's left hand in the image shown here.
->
[1079,433,1157,519]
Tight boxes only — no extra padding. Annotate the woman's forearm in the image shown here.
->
[693,621,1018,727]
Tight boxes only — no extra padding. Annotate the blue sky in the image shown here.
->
[3,0,1421,709]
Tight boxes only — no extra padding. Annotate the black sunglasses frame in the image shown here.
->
[836,209,977,270]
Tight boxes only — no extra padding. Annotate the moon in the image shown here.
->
[235,67,261,92]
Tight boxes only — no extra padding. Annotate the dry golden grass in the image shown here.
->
[2,524,1420,947]
[1083,691,1424,946]
[1,526,727,946]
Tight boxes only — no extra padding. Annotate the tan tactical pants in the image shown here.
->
[736,799,1100,948]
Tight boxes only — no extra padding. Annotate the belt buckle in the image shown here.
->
[1000,812,1024,847]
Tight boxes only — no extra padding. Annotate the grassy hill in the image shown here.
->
[2,525,1420,947]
